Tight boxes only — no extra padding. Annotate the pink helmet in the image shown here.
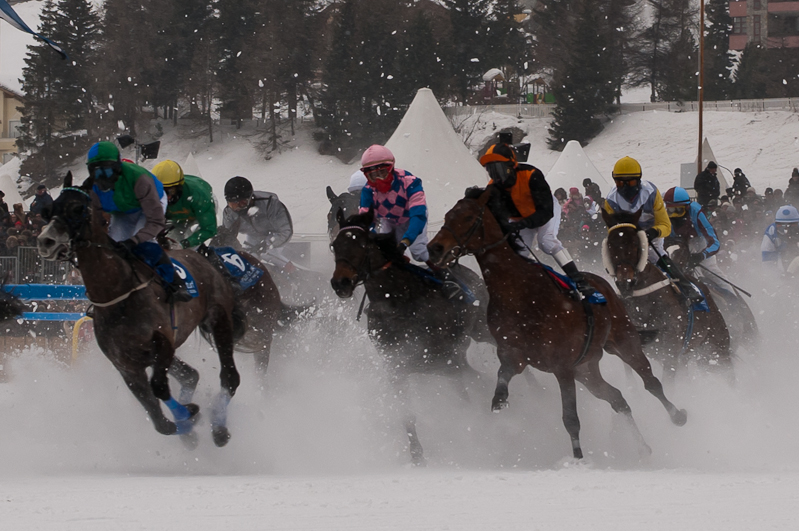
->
[360,145,395,169]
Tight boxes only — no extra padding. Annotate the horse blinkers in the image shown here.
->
[330,226,369,298]
[37,189,91,261]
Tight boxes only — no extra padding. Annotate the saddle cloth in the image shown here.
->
[209,246,265,291]
[537,263,607,305]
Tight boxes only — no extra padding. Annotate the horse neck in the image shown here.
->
[76,220,138,301]
[362,243,411,296]
[470,217,548,288]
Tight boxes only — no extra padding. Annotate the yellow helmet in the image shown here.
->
[612,156,642,180]
[151,160,184,187]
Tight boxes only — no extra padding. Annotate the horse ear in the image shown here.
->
[600,202,614,227]
[82,175,95,192]
[477,188,492,206]
[365,207,374,226]
[326,185,337,203]
[336,206,346,226]
[64,171,73,188]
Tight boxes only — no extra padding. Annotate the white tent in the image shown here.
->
[385,88,486,225]
[0,157,24,207]
[545,140,611,195]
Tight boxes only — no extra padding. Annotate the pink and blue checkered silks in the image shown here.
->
[359,168,428,244]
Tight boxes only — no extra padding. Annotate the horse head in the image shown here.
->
[0,274,25,322]
[428,187,497,266]
[330,208,375,298]
[37,172,93,261]
[326,186,361,242]
[601,207,648,296]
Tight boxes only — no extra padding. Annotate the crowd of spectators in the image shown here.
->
[1,185,51,257]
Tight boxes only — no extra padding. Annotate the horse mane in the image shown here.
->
[606,209,641,228]
[341,211,372,230]
[464,186,486,200]
[374,233,407,263]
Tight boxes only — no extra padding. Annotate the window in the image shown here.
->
[753,0,762,10]
[753,15,761,42]
[733,17,747,35]
[7,120,21,139]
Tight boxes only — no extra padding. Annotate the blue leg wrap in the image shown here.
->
[164,397,191,422]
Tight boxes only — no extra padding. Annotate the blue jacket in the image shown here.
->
[669,201,720,259]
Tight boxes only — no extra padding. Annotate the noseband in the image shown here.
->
[439,204,509,260]
[602,223,648,279]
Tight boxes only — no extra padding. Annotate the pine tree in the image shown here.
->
[443,0,491,102]
[703,0,734,100]
[603,0,641,105]
[734,43,769,99]
[484,0,530,78]
[17,0,100,185]
[547,0,614,149]
[397,10,450,99]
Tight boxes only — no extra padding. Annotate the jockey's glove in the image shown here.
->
[688,252,705,268]
[644,228,659,242]
[397,238,411,253]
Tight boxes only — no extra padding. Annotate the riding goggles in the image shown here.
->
[613,178,639,188]
[667,206,687,217]
[485,161,515,185]
[362,163,393,182]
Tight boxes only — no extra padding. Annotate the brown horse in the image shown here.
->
[330,209,494,465]
[601,209,733,381]
[0,277,24,322]
[427,188,686,460]
[665,238,758,353]
[37,173,241,447]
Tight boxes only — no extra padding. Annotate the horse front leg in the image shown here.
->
[151,334,200,444]
[210,306,240,447]
[391,371,426,467]
[119,368,177,436]
[554,370,583,459]
[169,356,200,404]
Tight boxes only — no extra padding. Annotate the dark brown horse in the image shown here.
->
[37,173,241,447]
[665,238,758,353]
[427,188,687,460]
[330,209,494,465]
[601,209,733,381]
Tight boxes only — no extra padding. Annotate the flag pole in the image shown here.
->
[698,0,705,176]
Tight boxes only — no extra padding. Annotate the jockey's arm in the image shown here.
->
[131,176,166,244]
[399,179,427,243]
[183,191,218,247]
[650,190,671,238]
[695,209,720,258]
[358,186,374,215]
[511,169,553,230]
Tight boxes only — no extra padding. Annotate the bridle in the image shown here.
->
[438,203,510,261]
[603,223,673,297]
[332,225,392,288]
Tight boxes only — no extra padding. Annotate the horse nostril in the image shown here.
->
[40,237,55,248]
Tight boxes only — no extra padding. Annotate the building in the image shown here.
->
[0,84,23,164]
[729,1,799,50]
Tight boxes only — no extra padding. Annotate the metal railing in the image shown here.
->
[1,247,71,285]
[443,97,799,119]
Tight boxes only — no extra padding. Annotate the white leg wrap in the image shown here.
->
[553,249,573,267]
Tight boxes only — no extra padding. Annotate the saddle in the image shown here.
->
[535,262,607,305]
[198,245,264,293]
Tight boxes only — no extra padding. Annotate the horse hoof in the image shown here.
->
[180,430,199,451]
[186,403,200,418]
[212,426,231,447]
[672,408,688,426]
[491,399,508,412]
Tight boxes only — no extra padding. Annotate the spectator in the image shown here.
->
[4,235,19,256]
[0,190,9,220]
[553,187,568,206]
[29,185,53,217]
[784,168,799,207]
[694,161,720,208]
[732,168,751,197]
[582,178,603,204]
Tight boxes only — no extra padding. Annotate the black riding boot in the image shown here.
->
[657,255,704,304]
[425,261,463,300]
[554,250,596,299]
[157,251,193,303]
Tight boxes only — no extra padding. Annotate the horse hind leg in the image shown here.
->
[119,368,182,436]
[554,370,583,459]
[169,357,200,404]
[574,360,652,458]
[605,319,688,427]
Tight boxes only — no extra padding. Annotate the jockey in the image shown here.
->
[664,186,732,296]
[761,205,799,271]
[151,160,217,249]
[220,176,295,272]
[358,144,462,298]
[86,141,192,303]
[604,157,702,303]
[479,143,596,298]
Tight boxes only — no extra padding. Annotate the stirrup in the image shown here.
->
[441,280,462,300]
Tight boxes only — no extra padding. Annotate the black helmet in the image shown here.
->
[224,176,253,202]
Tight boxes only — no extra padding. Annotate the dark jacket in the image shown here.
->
[785,178,799,207]
[488,163,554,233]
[694,170,720,207]
[29,192,53,216]
[732,173,751,196]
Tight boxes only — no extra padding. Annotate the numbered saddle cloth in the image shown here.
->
[170,258,200,298]
[210,246,265,291]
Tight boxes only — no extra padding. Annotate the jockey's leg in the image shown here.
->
[698,255,737,300]
[654,244,704,304]
[537,210,596,298]
[154,247,193,303]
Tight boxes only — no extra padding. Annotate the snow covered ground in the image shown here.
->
[3,2,799,529]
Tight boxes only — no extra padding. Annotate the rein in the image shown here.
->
[335,225,394,321]
[439,205,510,260]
